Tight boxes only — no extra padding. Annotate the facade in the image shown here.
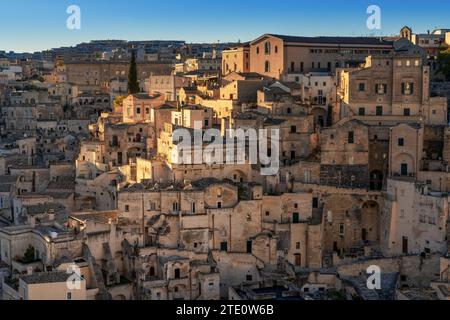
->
[65,60,173,92]
[145,74,191,101]
[249,34,394,79]
[122,93,165,123]
[222,44,250,76]
[338,40,447,126]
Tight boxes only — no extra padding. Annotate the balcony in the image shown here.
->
[391,173,416,182]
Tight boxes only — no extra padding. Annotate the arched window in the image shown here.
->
[264,41,271,55]
[265,61,270,72]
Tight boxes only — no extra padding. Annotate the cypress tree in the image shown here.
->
[128,50,140,94]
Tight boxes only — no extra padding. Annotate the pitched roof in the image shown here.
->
[257,34,393,46]
[20,271,74,285]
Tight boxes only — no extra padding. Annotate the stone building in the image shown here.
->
[338,39,447,126]
[222,44,250,76]
[122,93,165,123]
[320,119,370,189]
[383,178,449,256]
[249,34,394,79]
[64,60,172,92]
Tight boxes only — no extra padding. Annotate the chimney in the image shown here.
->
[27,266,33,275]
[28,216,36,228]
[48,209,55,221]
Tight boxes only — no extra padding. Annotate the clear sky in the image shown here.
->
[1,0,450,53]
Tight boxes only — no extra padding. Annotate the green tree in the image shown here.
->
[437,47,450,81]
[113,95,126,109]
[127,50,140,94]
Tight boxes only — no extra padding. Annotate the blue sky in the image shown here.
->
[1,0,450,52]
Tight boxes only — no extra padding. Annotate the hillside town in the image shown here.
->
[0,26,450,301]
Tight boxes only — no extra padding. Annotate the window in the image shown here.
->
[264,42,271,55]
[217,202,222,209]
[296,242,301,250]
[256,47,260,54]
[220,242,228,252]
[398,138,404,147]
[291,62,295,72]
[312,197,319,208]
[67,292,72,300]
[358,83,366,92]
[376,106,383,116]
[136,107,141,114]
[339,224,345,237]
[174,268,180,279]
[173,202,179,212]
[348,131,354,144]
[125,205,130,212]
[300,62,304,72]
[291,126,297,133]
[376,84,387,95]
[247,241,252,253]
[401,82,414,95]
[246,275,253,281]
[358,107,365,116]
[403,108,411,116]
[275,46,278,53]
[264,61,270,72]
